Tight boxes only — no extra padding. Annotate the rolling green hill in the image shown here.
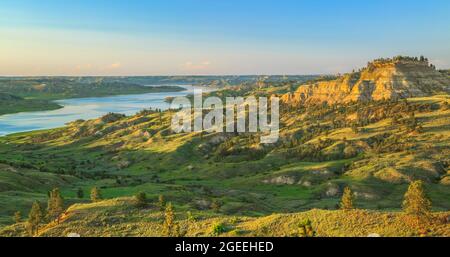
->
[0,78,186,115]
[0,78,185,100]
[0,93,448,231]
[0,58,448,236]
[2,197,448,237]
[0,93,61,115]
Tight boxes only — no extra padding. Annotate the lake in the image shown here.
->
[0,85,210,136]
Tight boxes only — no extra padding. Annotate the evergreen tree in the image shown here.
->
[340,187,354,210]
[77,188,84,199]
[13,211,21,224]
[162,203,175,237]
[403,180,431,217]
[160,203,185,237]
[47,188,64,220]
[134,192,147,208]
[158,195,166,211]
[90,187,102,202]
[27,201,43,236]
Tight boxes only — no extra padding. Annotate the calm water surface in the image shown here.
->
[0,85,210,136]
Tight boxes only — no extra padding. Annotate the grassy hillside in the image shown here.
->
[1,197,448,237]
[0,93,61,115]
[0,92,448,230]
[0,65,448,236]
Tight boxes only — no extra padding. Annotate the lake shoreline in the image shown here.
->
[0,85,212,136]
[0,85,186,116]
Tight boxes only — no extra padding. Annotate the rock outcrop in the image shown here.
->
[282,56,450,105]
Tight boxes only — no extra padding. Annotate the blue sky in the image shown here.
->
[1,0,449,75]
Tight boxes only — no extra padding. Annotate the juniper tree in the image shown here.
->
[162,203,176,237]
[77,188,84,199]
[13,211,21,224]
[47,188,64,220]
[403,180,431,217]
[27,201,43,236]
[158,195,166,211]
[340,187,354,210]
[90,187,102,202]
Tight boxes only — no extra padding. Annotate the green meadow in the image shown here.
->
[0,89,449,236]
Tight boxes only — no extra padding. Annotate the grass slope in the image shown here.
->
[0,92,448,233]
[0,93,61,115]
[1,197,448,237]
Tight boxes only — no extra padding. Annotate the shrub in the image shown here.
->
[297,219,316,237]
[76,188,84,199]
[101,112,126,123]
[134,192,147,208]
[343,145,358,159]
[210,199,222,213]
[212,222,227,236]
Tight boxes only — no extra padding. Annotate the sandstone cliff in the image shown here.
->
[282,56,450,105]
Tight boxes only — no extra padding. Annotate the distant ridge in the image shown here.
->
[282,56,450,105]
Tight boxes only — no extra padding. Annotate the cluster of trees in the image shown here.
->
[133,193,188,237]
[283,97,430,138]
[291,180,433,237]
[19,186,104,236]
[279,98,434,162]
[25,188,64,236]
[339,181,431,215]
[368,56,429,67]
[211,135,270,162]
[370,133,414,154]
[286,143,328,162]
[137,108,163,116]
[162,200,223,236]
[16,179,435,237]
[283,137,359,162]
[337,180,433,235]
[391,111,423,133]
[134,193,224,236]
[100,112,126,123]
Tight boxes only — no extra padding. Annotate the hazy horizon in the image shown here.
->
[1,0,450,76]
